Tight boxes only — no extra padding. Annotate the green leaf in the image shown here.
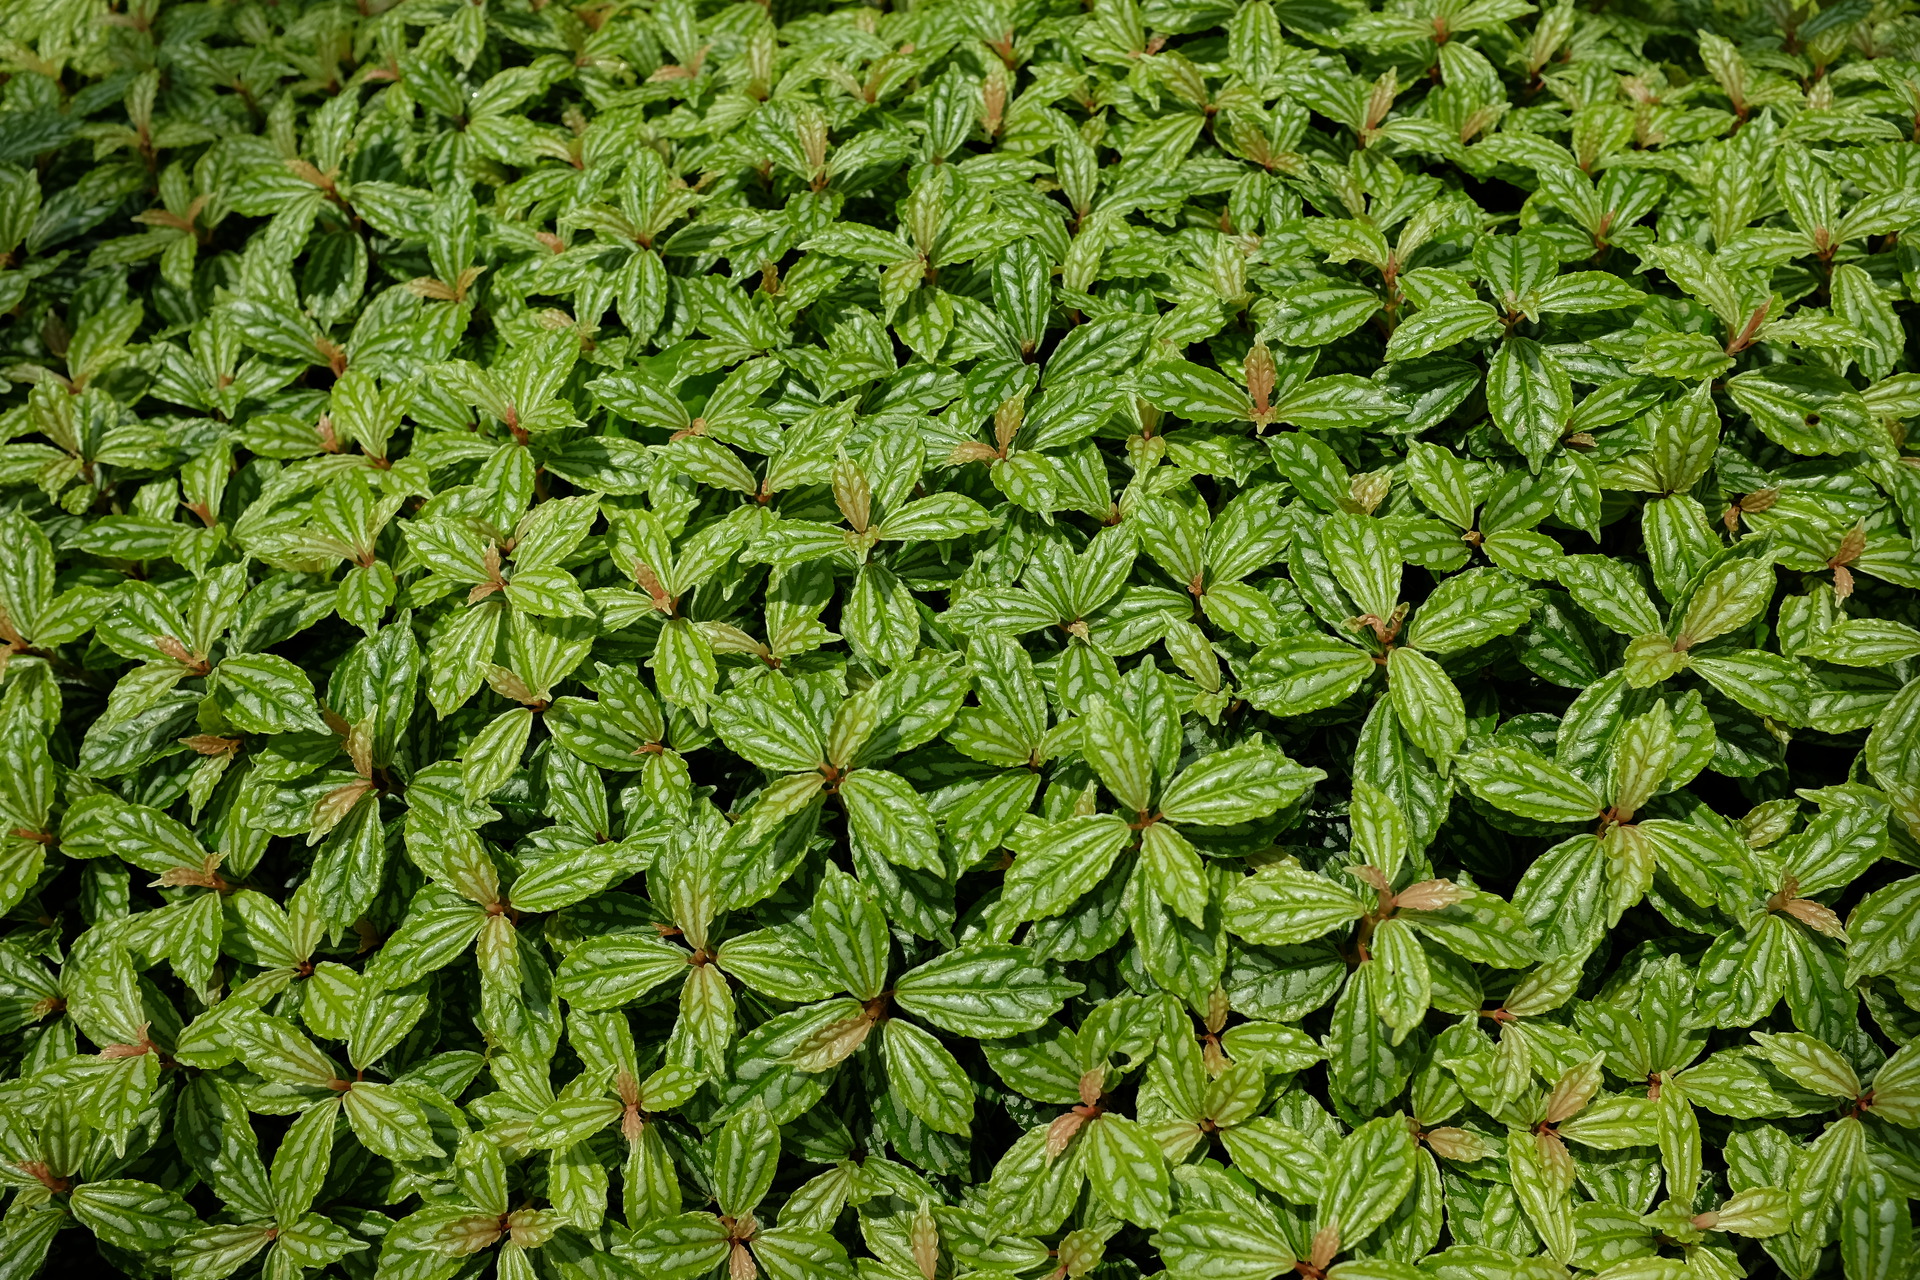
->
[1631,330,1734,381]
[840,768,942,873]
[1152,1210,1295,1280]
[1321,513,1402,621]
[1456,744,1603,823]
[463,705,534,800]
[1674,556,1776,649]
[1140,821,1209,926]
[171,1224,276,1280]
[1399,891,1539,968]
[1406,569,1534,654]
[1218,1117,1328,1203]
[1158,744,1325,826]
[811,864,890,1002]
[1384,301,1500,360]
[1791,1114,1864,1243]
[1846,875,1920,983]
[1841,1166,1910,1280]
[621,1212,730,1280]
[1505,1128,1574,1264]
[1261,280,1382,347]
[893,946,1081,1036]
[1317,1116,1418,1245]
[1486,338,1572,471]
[555,935,690,1010]
[69,1180,198,1253]
[881,1018,972,1133]
[1386,647,1466,764]
[1136,360,1253,423]
[712,674,824,772]
[273,1099,338,1223]
[1688,650,1811,725]
[1557,556,1663,636]
[753,1226,854,1280]
[215,653,328,734]
[1726,365,1875,456]
[1865,1039,1920,1125]
[1370,918,1430,1043]
[712,1102,778,1218]
[344,1081,444,1161]
[1085,1113,1172,1227]
[1749,1031,1859,1099]
[1242,637,1376,716]
[1082,696,1154,814]
[1225,864,1368,945]
[1001,814,1132,923]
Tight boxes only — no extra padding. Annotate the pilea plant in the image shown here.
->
[4,0,1920,1277]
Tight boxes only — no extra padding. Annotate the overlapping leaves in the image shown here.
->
[2,0,1920,1276]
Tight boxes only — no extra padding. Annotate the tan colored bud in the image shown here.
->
[1422,1127,1493,1161]
[408,276,459,301]
[1544,1057,1603,1124]
[508,1208,559,1248]
[346,721,375,778]
[153,866,217,889]
[485,664,541,707]
[312,778,375,836]
[1045,1109,1088,1160]
[1349,469,1391,516]
[1309,1225,1340,1271]
[1781,896,1846,940]
[1395,879,1469,912]
[833,456,872,533]
[950,441,1000,466]
[634,561,673,611]
[1058,1228,1105,1278]
[995,396,1026,450]
[1205,986,1230,1036]
[1536,1128,1574,1191]
[441,1212,507,1256]
[1364,69,1397,130]
[154,635,200,669]
[981,64,1008,139]
[911,1202,940,1280]
[1350,864,1391,895]
[1831,521,1866,568]
[785,1012,875,1072]
[1832,563,1855,601]
[1244,344,1275,416]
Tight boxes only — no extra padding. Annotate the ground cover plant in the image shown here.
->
[4,0,1920,1275]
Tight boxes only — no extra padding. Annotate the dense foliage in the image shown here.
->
[5,0,1920,1276]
